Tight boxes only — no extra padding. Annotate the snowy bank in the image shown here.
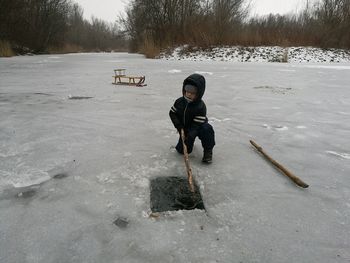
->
[159,45,350,63]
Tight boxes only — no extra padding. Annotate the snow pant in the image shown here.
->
[175,123,215,154]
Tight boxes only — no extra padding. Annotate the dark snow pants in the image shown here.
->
[175,123,215,154]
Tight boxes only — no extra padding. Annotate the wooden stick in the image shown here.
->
[250,140,309,188]
[181,129,195,192]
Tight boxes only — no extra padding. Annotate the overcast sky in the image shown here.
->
[74,0,311,23]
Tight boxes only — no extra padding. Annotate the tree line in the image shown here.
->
[244,0,350,48]
[1,0,349,57]
[0,0,127,55]
[122,0,350,57]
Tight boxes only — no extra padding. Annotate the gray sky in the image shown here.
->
[251,0,309,16]
[74,0,127,23]
[74,0,311,23]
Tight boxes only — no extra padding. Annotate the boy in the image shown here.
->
[169,73,215,163]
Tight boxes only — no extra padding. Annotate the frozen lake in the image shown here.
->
[1,53,350,262]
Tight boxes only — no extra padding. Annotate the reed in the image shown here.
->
[0,40,15,57]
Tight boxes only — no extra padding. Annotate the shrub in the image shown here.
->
[282,48,289,62]
[47,43,84,54]
[0,40,15,57]
[139,37,160,59]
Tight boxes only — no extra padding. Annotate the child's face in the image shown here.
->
[185,90,197,101]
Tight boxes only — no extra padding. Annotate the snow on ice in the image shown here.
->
[0,49,350,263]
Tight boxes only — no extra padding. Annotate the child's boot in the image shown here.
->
[202,149,213,163]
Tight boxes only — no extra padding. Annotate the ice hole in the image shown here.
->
[150,176,205,213]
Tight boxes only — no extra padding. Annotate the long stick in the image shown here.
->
[250,140,309,188]
[181,129,195,192]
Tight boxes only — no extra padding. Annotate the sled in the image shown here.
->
[112,69,147,87]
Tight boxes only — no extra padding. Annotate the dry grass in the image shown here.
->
[282,48,289,63]
[0,40,15,57]
[48,43,84,54]
[139,37,161,58]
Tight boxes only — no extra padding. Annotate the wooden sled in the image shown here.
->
[112,69,147,87]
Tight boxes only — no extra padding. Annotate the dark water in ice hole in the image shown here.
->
[150,176,205,212]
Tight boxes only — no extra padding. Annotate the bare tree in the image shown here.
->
[211,0,247,43]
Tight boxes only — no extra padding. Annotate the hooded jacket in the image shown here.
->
[169,74,208,131]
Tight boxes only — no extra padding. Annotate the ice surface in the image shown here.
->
[1,52,350,262]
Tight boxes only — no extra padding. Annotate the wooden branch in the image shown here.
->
[250,140,309,188]
[181,129,195,193]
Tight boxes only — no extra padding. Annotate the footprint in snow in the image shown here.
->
[263,124,288,131]
[168,69,181,73]
[209,117,231,122]
[195,71,213,75]
[273,125,288,131]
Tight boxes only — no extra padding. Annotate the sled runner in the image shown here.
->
[112,69,146,87]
